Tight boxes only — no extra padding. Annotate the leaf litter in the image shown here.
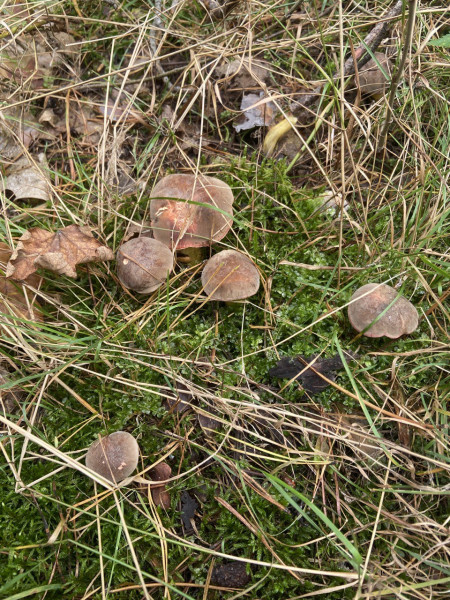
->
[1,153,50,202]
[6,225,114,280]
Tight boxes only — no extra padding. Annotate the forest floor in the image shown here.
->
[0,1,449,599]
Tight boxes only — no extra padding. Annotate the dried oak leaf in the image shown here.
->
[6,225,114,281]
[0,241,43,325]
[149,462,171,509]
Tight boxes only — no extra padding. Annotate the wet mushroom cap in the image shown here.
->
[358,53,393,96]
[201,250,260,301]
[348,283,419,339]
[85,431,139,483]
[150,174,234,250]
[117,237,173,294]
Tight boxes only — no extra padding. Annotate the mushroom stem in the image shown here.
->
[176,246,207,265]
[263,116,297,157]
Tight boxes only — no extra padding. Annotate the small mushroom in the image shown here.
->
[357,53,393,97]
[85,431,139,483]
[117,237,173,294]
[348,283,419,339]
[150,174,234,250]
[201,250,260,301]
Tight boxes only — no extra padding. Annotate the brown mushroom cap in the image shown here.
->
[358,53,393,96]
[117,237,173,294]
[348,283,419,339]
[85,431,139,483]
[150,174,234,250]
[201,250,260,301]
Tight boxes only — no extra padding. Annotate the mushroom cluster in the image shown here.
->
[82,178,420,494]
[116,172,261,302]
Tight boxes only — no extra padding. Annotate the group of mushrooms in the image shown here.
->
[83,173,419,485]
[117,173,260,301]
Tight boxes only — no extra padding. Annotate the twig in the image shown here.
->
[379,0,417,145]
[289,0,403,115]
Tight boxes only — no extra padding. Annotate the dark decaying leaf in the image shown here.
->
[234,92,276,132]
[164,381,192,414]
[6,225,114,281]
[149,462,171,509]
[198,406,220,432]
[211,561,251,588]
[180,491,198,535]
[269,351,357,394]
[0,242,43,325]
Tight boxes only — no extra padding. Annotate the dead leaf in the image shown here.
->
[39,108,59,128]
[1,153,50,202]
[340,416,384,460]
[0,240,44,325]
[234,92,276,132]
[51,32,77,58]
[165,381,193,414]
[198,407,220,432]
[6,225,114,281]
[269,351,357,394]
[106,162,139,198]
[149,462,171,509]
[0,109,43,159]
[69,103,104,143]
[215,58,271,89]
[0,277,44,325]
[97,98,145,124]
[121,223,152,244]
[180,490,198,535]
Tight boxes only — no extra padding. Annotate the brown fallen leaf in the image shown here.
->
[164,381,193,414]
[0,109,44,159]
[1,154,50,202]
[215,58,272,89]
[149,462,171,509]
[339,415,384,460]
[6,225,114,281]
[97,98,145,125]
[0,241,44,326]
[234,92,276,132]
[0,277,44,325]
